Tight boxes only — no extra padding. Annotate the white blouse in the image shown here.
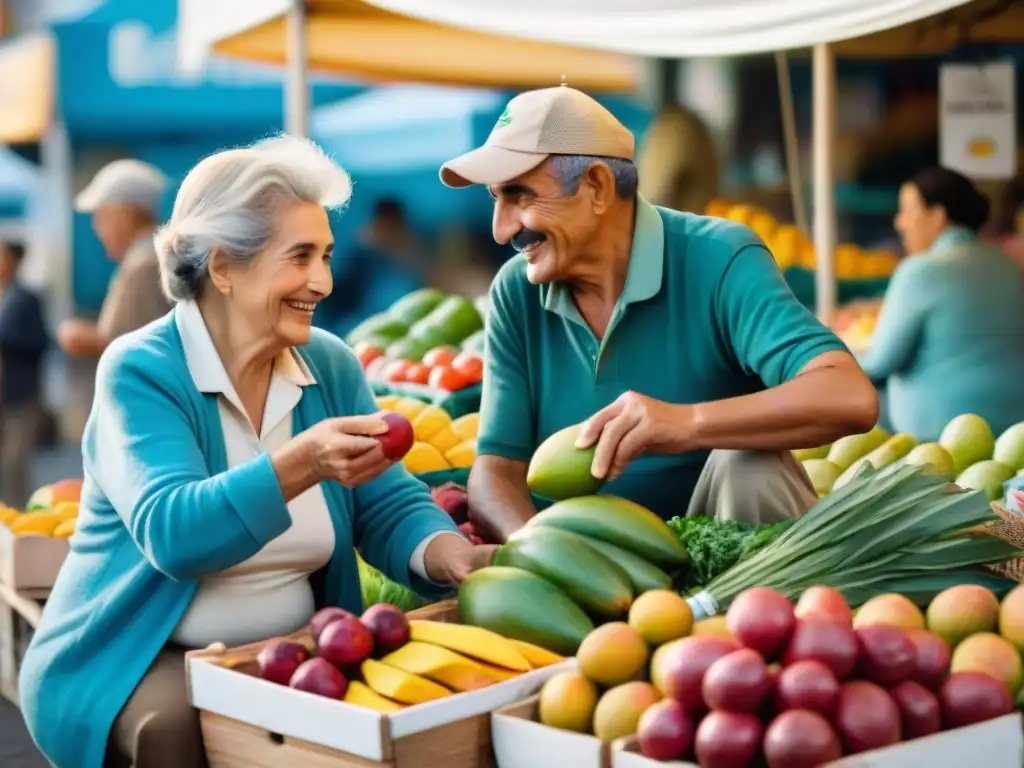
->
[170,301,449,648]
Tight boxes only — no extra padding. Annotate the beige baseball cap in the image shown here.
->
[75,158,168,214]
[440,85,635,189]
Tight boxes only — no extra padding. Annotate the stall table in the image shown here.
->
[0,585,48,705]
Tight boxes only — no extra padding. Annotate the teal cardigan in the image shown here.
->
[18,311,459,768]
[859,227,1024,440]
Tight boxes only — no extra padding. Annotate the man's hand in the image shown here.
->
[57,319,107,359]
[576,391,694,482]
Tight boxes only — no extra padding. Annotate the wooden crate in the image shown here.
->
[188,600,571,768]
[0,525,69,589]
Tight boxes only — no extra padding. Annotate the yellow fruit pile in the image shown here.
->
[375,396,478,473]
[346,621,563,711]
[0,500,78,538]
[704,199,899,279]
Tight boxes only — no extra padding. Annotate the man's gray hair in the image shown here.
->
[153,135,352,303]
[549,154,639,200]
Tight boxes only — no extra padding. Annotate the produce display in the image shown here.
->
[704,199,899,280]
[348,288,486,393]
[536,582,1021,766]
[375,395,479,473]
[252,604,564,712]
[797,416,1024,501]
[0,478,83,538]
[831,300,881,352]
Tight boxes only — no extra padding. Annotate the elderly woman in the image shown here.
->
[19,136,494,768]
[859,167,1024,440]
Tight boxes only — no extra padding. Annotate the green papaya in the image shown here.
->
[408,295,483,347]
[458,567,594,655]
[384,337,434,363]
[527,423,605,501]
[494,527,633,618]
[578,537,673,594]
[527,495,689,571]
[345,313,408,346]
[387,288,446,324]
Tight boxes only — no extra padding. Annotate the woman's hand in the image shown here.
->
[423,533,497,586]
[307,414,396,487]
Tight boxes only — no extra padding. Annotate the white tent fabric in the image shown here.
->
[362,0,973,57]
[177,0,289,76]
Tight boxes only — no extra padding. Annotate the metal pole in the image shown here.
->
[775,52,808,236]
[812,43,837,327]
[285,0,309,137]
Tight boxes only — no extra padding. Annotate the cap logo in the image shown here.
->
[495,107,512,128]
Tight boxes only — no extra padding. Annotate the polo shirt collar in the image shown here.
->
[542,195,665,318]
[174,300,315,427]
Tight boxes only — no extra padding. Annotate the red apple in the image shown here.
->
[361,604,410,653]
[795,586,852,625]
[288,657,348,699]
[319,616,375,667]
[257,639,310,686]
[377,412,414,460]
[309,607,355,641]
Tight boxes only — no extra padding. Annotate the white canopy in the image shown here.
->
[361,0,973,57]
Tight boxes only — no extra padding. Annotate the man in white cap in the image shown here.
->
[445,85,879,543]
[57,159,172,359]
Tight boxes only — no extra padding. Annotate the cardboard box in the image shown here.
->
[0,524,69,589]
[495,698,1023,768]
[187,599,573,768]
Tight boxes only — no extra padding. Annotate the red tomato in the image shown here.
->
[382,360,413,383]
[404,363,431,385]
[451,351,483,384]
[353,342,384,369]
[422,346,457,368]
[428,365,469,391]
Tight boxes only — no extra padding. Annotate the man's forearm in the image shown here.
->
[467,456,537,545]
[688,360,879,452]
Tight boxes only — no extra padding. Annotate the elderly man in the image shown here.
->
[440,86,878,544]
[57,159,172,359]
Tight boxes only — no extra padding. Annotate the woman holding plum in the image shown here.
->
[19,135,495,768]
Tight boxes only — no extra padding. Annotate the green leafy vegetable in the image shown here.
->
[667,517,793,589]
[357,554,430,613]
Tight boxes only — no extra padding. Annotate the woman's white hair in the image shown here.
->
[153,134,352,303]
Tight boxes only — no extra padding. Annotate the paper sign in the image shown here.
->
[940,62,1016,180]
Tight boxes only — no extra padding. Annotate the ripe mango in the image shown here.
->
[628,590,693,647]
[10,511,63,536]
[52,519,76,538]
[343,681,405,712]
[577,623,649,688]
[445,440,476,469]
[0,506,20,527]
[510,639,564,669]
[927,585,999,648]
[951,632,1023,697]
[403,442,449,474]
[408,620,530,671]
[428,425,461,455]
[526,423,605,501]
[52,502,79,522]
[1000,585,1024,654]
[853,593,925,631]
[592,682,661,741]
[411,405,452,443]
[538,671,598,733]
[359,659,452,704]
[375,395,401,412]
[381,641,504,692]
[391,397,428,421]
[450,413,480,442]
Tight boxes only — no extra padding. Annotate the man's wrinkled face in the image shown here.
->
[488,159,600,285]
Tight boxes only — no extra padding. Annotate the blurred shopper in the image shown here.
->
[859,167,1024,440]
[440,86,876,541]
[322,197,426,336]
[19,136,491,768]
[57,159,171,359]
[0,242,48,507]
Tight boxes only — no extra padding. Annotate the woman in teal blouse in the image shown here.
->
[859,167,1024,440]
[18,136,494,768]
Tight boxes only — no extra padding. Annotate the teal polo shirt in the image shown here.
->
[478,196,847,520]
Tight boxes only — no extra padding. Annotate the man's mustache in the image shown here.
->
[511,228,547,252]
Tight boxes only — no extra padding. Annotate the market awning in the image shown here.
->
[360,0,976,57]
[201,0,640,92]
[0,33,54,144]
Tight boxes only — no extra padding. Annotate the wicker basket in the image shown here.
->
[984,503,1024,583]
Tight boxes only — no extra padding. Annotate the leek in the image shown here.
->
[687,463,1023,618]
